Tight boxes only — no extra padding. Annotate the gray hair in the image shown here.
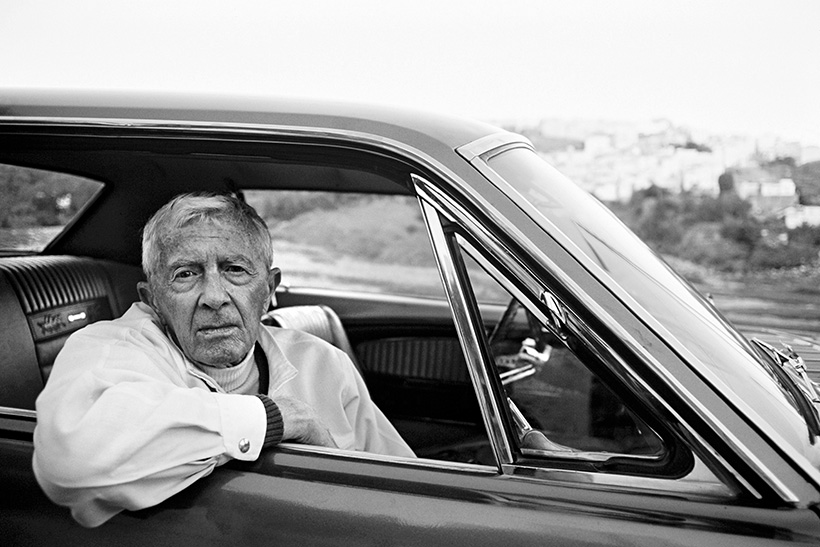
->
[141,193,273,281]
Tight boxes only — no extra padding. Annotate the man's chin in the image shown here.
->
[188,341,251,369]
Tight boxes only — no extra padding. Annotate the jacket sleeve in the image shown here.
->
[337,353,416,458]
[32,325,268,528]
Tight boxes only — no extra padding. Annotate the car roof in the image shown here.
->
[0,87,502,152]
[0,87,519,267]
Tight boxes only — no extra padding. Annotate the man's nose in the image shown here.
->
[200,273,230,308]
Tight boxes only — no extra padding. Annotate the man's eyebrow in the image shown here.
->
[221,254,261,265]
[223,254,253,262]
[166,258,202,270]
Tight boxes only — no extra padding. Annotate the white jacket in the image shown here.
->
[33,302,413,527]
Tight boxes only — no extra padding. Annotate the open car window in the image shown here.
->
[243,187,493,467]
[245,190,444,299]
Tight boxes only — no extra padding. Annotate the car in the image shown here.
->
[2,87,820,545]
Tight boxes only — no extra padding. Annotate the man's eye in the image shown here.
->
[226,265,249,274]
[173,270,196,280]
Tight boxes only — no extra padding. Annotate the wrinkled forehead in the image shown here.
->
[157,218,265,266]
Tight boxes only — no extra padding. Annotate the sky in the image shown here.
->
[1,0,818,146]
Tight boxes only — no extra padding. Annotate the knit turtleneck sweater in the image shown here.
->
[197,347,260,395]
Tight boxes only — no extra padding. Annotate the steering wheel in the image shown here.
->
[489,298,555,349]
[487,298,523,349]
[488,298,554,384]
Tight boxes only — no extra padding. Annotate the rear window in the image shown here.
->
[0,163,104,253]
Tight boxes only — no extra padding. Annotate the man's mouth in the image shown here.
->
[198,324,239,336]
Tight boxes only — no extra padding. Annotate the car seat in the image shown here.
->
[262,305,363,375]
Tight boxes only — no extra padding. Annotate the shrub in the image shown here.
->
[675,223,748,272]
[749,244,819,270]
[789,224,820,247]
[270,196,436,267]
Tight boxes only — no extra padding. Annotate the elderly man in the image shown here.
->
[33,193,414,528]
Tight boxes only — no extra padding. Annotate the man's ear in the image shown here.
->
[137,281,156,310]
[138,281,166,325]
[268,267,282,309]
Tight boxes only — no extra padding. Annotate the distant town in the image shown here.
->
[499,117,820,230]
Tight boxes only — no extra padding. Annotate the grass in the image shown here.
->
[666,255,820,333]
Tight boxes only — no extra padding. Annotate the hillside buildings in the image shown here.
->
[509,118,820,227]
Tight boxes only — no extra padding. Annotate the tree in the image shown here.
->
[628,185,684,252]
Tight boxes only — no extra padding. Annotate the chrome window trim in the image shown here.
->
[502,457,735,501]
[0,407,37,420]
[0,117,368,139]
[0,116,460,177]
[416,188,512,468]
[457,132,529,162]
[0,115,473,200]
[276,443,499,475]
[457,139,819,503]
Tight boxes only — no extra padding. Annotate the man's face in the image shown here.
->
[139,220,274,367]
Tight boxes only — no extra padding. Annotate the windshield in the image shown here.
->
[480,146,820,466]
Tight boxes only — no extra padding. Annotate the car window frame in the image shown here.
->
[0,131,509,479]
[455,236,670,463]
[413,174,749,501]
[243,188,447,300]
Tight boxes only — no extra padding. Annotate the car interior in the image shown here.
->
[0,131,499,464]
[0,129,675,473]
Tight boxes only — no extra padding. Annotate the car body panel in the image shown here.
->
[4,437,820,546]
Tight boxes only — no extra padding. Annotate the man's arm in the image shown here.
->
[268,394,337,448]
[33,332,269,527]
[341,363,417,458]
[266,329,415,458]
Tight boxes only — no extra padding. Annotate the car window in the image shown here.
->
[0,163,104,253]
[458,246,667,462]
[462,255,509,305]
[478,147,820,466]
[246,188,495,467]
[245,190,445,299]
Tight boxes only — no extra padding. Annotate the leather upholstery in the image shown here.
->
[356,337,468,382]
[263,305,363,375]
[0,256,142,409]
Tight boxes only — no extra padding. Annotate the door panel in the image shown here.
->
[5,436,818,545]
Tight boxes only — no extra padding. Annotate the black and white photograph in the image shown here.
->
[2,1,820,544]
